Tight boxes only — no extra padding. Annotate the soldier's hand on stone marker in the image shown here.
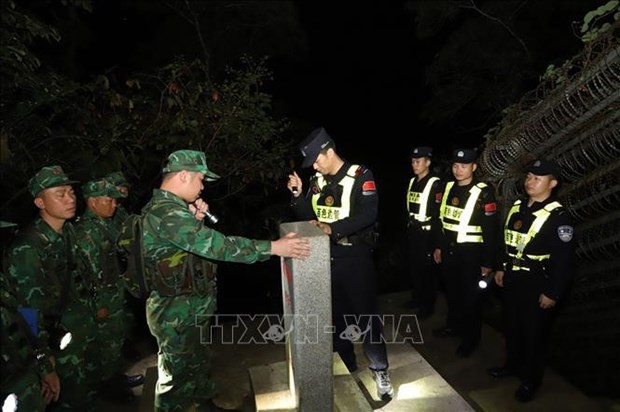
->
[271,232,311,259]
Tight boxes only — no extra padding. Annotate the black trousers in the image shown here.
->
[331,247,389,372]
[439,243,485,349]
[503,272,554,389]
[407,228,437,313]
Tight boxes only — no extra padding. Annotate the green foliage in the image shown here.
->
[580,0,619,43]
[0,1,292,218]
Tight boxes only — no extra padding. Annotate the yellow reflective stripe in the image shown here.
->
[408,191,420,204]
[504,200,561,259]
[407,176,439,223]
[504,200,522,228]
[406,177,415,214]
[505,230,528,247]
[443,222,482,234]
[439,182,486,243]
[455,183,485,243]
[508,252,551,260]
[416,177,439,222]
[439,181,452,220]
[312,165,358,223]
[526,254,550,261]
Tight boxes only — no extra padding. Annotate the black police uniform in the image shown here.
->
[291,161,389,372]
[406,173,443,317]
[435,179,499,355]
[498,196,574,391]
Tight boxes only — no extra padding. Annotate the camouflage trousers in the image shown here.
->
[1,370,45,411]
[90,287,128,382]
[50,303,98,411]
[146,292,217,412]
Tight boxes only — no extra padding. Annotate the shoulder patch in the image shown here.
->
[484,202,497,215]
[355,165,367,176]
[362,181,376,192]
[435,192,443,203]
[557,225,574,242]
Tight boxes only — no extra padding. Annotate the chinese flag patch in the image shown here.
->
[484,202,497,213]
[362,181,377,191]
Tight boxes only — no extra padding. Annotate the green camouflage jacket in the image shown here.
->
[1,274,54,387]
[110,204,130,240]
[75,209,122,287]
[75,209,124,312]
[5,218,90,353]
[141,189,271,296]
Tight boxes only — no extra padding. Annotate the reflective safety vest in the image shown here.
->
[439,182,487,243]
[504,199,562,271]
[311,165,359,223]
[407,176,439,230]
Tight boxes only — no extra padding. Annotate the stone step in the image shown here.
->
[249,353,371,412]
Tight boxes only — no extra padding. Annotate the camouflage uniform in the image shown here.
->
[106,171,142,363]
[1,222,53,411]
[141,150,271,411]
[75,179,127,388]
[5,167,98,411]
[106,171,130,236]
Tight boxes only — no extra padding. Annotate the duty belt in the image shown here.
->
[408,220,431,231]
[508,258,546,272]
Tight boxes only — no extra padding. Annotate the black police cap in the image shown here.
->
[299,127,335,168]
[411,146,433,158]
[451,148,478,163]
[527,159,561,178]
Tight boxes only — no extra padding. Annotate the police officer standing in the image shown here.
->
[288,127,394,399]
[488,159,575,403]
[137,150,310,411]
[405,146,442,319]
[432,149,499,357]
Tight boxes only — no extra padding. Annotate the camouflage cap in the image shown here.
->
[28,166,79,197]
[162,150,220,181]
[82,178,125,199]
[106,171,129,187]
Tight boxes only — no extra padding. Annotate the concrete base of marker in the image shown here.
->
[248,353,371,412]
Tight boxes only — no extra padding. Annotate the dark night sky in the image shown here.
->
[39,0,594,233]
[13,0,599,302]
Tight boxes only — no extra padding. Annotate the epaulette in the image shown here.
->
[353,165,367,177]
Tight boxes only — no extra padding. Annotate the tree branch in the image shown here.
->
[461,0,530,56]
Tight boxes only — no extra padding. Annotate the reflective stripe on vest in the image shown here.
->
[311,165,359,223]
[439,181,487,243]
[407,176,439,223]
[504,199,561,263]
